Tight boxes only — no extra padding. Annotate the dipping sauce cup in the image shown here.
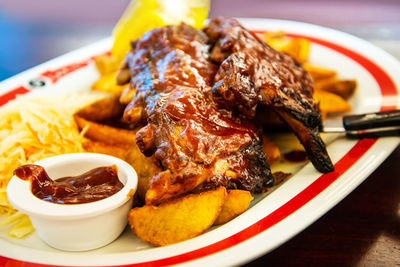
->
[7,153,138,251]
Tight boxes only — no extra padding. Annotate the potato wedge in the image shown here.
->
[82,140,129,160]
[264,32,310,63]
[262,134,281,164]
[75,115,136,146]
[119,86,137,105]
[214,190,253,225]
[263,31,286,41]
[266,36,292,53]
[75,95,124,122]
[314,78,357,100]
[94,53,119,76]
[304,63,337,81]
[129,187,227,246]
[280,38,310,64]
[290,38,310,64]
[313,90,351,117]
[91,71,127,95]
[125,144,161,202]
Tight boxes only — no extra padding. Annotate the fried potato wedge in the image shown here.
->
[262,134,281,164]
[82,140,129,160]
[313,91,351,117]
[304,63,337,81]
[75,115,136,146]
[94,53,119,76]
[314,78,357,100]
[129,187,227,246]
[75,95,124,122]
[264,32,310,63]
[262,31,286,40]
[280,38,310,64]
[125,144,162,202]
[214,190,253,225]
[264,34,291,52]
[290,38,311,64]
[119,86,137,105]
[91,71,127,95]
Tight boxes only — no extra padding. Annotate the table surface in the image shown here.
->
[0,0,399,266]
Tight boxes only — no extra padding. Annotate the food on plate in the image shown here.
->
[74,94,125,121]
[214,189,253,225]
[82,140,129,160]
[262,134,281,164]
[313,90,352,118]
[14,164,123,204]
[304,63,337,81]
[91,71,128,95]
[0,211,32,238]
[94,53,120,76]
[111,0,210,63]
[107,16,358,245]
[117,22,274,206]
[0,93,104,237]
[128,186,226,246]
[74,115,136,146]
[206,17,333,173]
[262,37,357,114]
[2,1,358,247]
[263,31,310,64]
[87,15,360,246]
[272,171,292,186]
[284,150,308,163]
[76,127,161,204]
[314,78,356,100]
[73,97,162,203]
[123,145,160,202]
[93,0,211,102]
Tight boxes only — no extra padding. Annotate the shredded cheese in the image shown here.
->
[0,92,104,237]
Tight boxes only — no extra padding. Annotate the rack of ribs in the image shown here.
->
[205,17,334,173]
[118,23,273,205]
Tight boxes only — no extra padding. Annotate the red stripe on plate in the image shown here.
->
[0,86,30,106]
[40,60,90,83]
[0,31,398,267]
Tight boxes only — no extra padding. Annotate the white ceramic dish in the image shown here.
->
[7,153,138,252]
[0,18,399,266]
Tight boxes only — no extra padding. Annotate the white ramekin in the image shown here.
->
[7,153,137,251]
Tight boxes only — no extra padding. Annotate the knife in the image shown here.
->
[321,109,400,138]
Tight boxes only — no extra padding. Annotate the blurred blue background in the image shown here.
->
[0,0,399,81]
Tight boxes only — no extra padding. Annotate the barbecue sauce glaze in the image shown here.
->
[14,164,123,204]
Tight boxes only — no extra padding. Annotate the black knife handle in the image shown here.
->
[343,109,400,131]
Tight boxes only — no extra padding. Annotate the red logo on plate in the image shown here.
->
[40,61,90,83]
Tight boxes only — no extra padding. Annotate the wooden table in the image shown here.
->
[1,0,399,265]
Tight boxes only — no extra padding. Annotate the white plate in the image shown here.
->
[0,18,399,266]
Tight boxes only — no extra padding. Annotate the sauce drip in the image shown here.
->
[14,164,123,204]
[284,150,308,163]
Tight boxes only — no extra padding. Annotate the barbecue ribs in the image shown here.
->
[205,17,334,173]
[118,23,273,205]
